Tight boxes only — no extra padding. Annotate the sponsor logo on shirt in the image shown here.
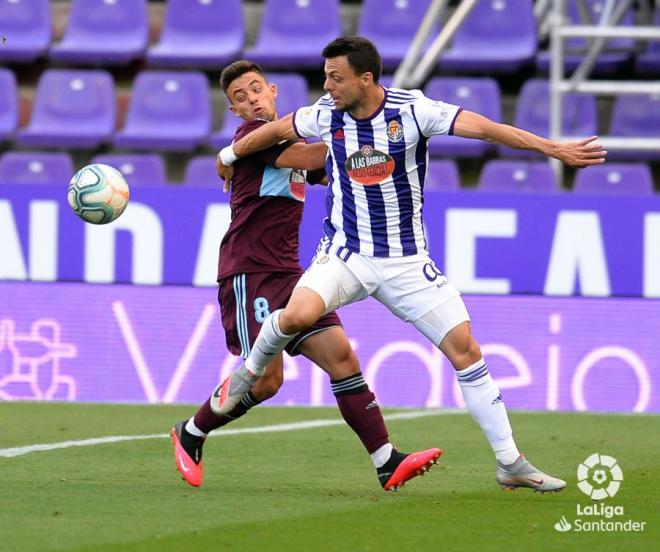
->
[345,144,395,185]
[289,169,306,201]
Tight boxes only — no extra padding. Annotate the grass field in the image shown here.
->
[1,403,658,551]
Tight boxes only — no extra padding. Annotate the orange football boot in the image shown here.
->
[171,421,205,487]
[379,448,443,491]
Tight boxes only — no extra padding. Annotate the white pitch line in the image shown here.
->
[0,409,462,459]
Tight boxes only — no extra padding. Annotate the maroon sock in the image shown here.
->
[193,391,259,434]
[331,373,389,454]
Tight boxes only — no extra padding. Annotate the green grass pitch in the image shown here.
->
[1,403,658,551]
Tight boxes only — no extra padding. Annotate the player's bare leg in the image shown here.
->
[297,327,441,491]
[214,287,326,414]
[171,356,284,487]
[439,321,565,493]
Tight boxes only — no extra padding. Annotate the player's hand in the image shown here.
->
[553,136,607,169]
[215,153,234,192]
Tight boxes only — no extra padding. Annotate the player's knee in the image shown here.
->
[281,307,315,333]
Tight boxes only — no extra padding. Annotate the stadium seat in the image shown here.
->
[147,0,244,68]
[246,0,341,69]
[536,0,635,75]
[18,69,115,149]
[184,156,222,187]
[0,0,51,63]
[50,0,148,65]
[499,79,597,158]
[425,160,461,191]
[90,154,167,187]
[0,151,74,184]
[0,69,18,142]
[358,0,438,71]
[114,71,211,152]
[635,9,660,75]
[210,72,309,149]
[608,94,660,160]
[425,77,501,158]
[440,0,537,73]
[478,160,558,193]
[573,163,654,195]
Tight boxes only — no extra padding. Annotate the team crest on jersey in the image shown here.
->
[386,120,404,142]
[345,144,395,185]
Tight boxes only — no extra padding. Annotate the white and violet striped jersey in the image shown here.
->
[293,87,461,258]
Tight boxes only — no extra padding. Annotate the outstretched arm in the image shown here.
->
[216,113,298,181]
[274,142,327,170]
[452,110,607,168]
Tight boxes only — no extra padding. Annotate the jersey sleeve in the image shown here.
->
[305,167,327,185]
[412,93,462,137]
[292,101,323,139]
[235,119,293,166]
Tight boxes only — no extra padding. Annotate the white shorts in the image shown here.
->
[295,239,470,345]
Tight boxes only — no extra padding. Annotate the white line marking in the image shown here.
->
[0,409,461,459]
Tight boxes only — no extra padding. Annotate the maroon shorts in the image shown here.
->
[218,271,342,358]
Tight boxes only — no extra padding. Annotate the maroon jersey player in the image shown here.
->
[171,61,441,491]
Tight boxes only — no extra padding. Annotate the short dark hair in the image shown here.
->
[321,36,382,83]
[220,60,267,95]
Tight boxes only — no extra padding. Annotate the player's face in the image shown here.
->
[227,72,278,121]
[323,56,372,112]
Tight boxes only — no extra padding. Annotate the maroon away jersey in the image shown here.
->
[217,119,312,280]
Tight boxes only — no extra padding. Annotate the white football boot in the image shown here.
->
[496,454,566,493]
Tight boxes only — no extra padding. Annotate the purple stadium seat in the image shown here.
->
[184,156,221,187]
[358,0,438,71]
[636,10,660,75]
[50,0,148,65]
[91,154,167,186]
[18,69,115,149]
[246,0,341,69]
[0,152,74,184]
[0,69,18,141]
[479,160,558,193]
[425,160,461,191]
[210,73,309,149]
[114,71,210,152]
[500,79,597,158]
[147,0,244,68]
[573,164,654,195]
[440,0,537,73]
[537,0,635,75]
[608,94,660,161]
[0,0,51,62]
[424,77,501,158]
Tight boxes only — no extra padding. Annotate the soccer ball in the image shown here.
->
[67,164,130,224]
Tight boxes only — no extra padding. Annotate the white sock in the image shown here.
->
[370,443,394,468]
[456,359,520,465]
[185,417,207,438]
[245,310,297,377]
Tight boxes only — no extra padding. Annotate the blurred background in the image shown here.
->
[0,0,658,412]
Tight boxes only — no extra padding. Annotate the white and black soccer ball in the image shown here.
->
[67,164,130,224]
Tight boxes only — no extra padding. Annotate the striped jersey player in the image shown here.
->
[293,87,459,258]
[216,36,606,493]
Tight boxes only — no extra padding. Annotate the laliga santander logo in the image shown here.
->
[577,453,623,500]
